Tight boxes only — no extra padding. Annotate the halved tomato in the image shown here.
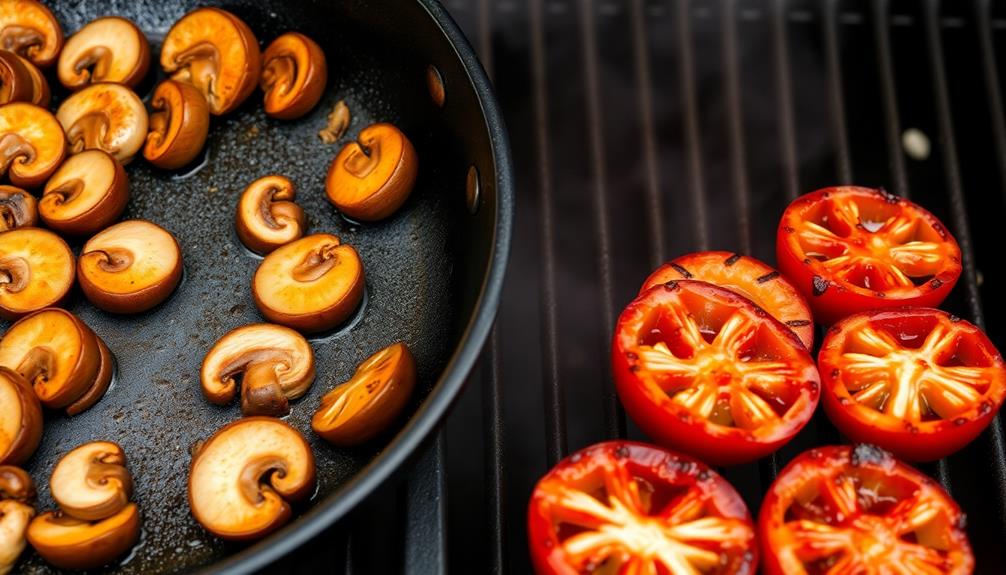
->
[528,441,757,575]
[641,251,815,349]
[776,187,961,325]
[760,444,974,575]
[819,307,1006,461]
[612,280,820,465]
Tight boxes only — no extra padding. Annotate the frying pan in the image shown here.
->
[7,0,512,572]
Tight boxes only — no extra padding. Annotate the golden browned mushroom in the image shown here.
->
[0,228,74,319]
[16,54,47,106]
[26,503,140,570]
[189,417,315,541]
[0,0,62,68]
[78,220,183,314]
[0,102,65,188]
[143,79,209,170]
[312,343,416,446]
[252,233,364,333]
[201,323,315,416]
[56,82,148,164]
[0,50,32,104]
[0,185,36,231]
[49,442,131,522]
[39,149,128,236]
[235,175,306,255]
[160,7,260,116]
[57,17,149,90]
[0,308,102,410]
[325,123,418,221]
[0,368,41,465]
[260,32,327,120]
[0,465,35,575]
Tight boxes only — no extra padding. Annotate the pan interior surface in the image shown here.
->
[4,1,500,573]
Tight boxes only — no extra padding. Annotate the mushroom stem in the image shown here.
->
[66,113,109,153]
[71,47,111,80]
[291,244,340,283]
[240,362,290,416]
[0,257,28,292]
[0,134,34,173]
[238,457,287,505]
[86,248,133,274]
[14,346,54,387]
[44,179,83,206]
[0,29,43,55]
[171,42,220,107]
[344,141,378,179]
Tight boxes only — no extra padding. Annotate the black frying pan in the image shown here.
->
[8,0,512,572]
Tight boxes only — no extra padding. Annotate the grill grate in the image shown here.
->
[269,1,1006,572]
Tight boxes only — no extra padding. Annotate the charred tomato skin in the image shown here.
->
[776,187,961,325]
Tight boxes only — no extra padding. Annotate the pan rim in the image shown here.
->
[195,0,513,573]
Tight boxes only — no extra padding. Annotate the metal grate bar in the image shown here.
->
[580,0,627,439]
[723,0,753,256]
[822,0,854,183]
[976,0,1006,204]
[771,0,800,201]
[676,0,710,251]
[404,431,448,575]
[483,331,506,573]
[530,0,568,464]
[871,0,910,198]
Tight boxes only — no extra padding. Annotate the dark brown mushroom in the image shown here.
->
[260,32,327,120]
[143,79,209,169]
[0,185,36,231]
[0,368,41,466]
[57,17,149,90]
[235,175,306,255]
[0,50,32,104]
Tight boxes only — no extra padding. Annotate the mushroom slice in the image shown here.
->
[252,233,365,333]
[260,32,327,120]
[0,0,62,68]
[40,149,128,235]
[201,323,315,416]
[64,338,113,417]
[160,7,260,116]
[0,50,32,104]
[235,175,306,255]
[0,102,66,188]
[189,417,315,541]
[0,228,74,319]
[50,441,132,522]
[325,123,418,221]
[143,79,209,170]
[15,54,45,106]
[0,185,36,231]
[0,465,35,575]
[57,17,150,90]
[0,308,101,409]
[78,220,183,314]
[0,368,41,465]
[312,343,416,446]
[26,504,140,570]
[56,83,148,164]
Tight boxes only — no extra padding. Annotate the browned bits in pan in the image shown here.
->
[318,99,350,143]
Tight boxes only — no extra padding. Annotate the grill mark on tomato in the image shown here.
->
[670,263,692,278]
[663,281,679,291]
[930,278,944,289]
[812,275,829,296]
[725,253,741,266]
[786,319,811,327]
[756,271,780,284]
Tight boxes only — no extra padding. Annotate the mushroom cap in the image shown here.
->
[57,16,150,89]
[188,416,315,541]
[50,441,131,522]
[0,228,75,320]
[252,233,365,333]
[0,367,41,465]
[0,102,66,188]
[235,175,306,255]
[40,149,128,235]
[56,82,148,164]
[64,337,113,417]
[261,32,327,120]
[0,0,62,68]
[325,123,418,221]
[160,7,260,116]
[0,185,37,231]
[78,219,183,314]
[0,308,101,409]
[143,79,209,170]
[26,503,140,570]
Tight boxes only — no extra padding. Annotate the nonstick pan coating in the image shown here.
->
[5,1,511,572]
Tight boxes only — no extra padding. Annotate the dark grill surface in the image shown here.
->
[275,0,1006,573]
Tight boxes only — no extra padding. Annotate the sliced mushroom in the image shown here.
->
[0,465,35,575]
[252,233,365,333]
[57,17,150,90]
[260,32,327,120]
[65,338,113,417]
[15,54,45,106]
[78,220,183,314]
[0,185,36,231]
[56,82,148,164]
[160,7,260,116]
[201,323,315,416]
[312,343,416,446]
[39,149,129,235]
[0,368,41,465]
[26,504,140,570]
[188,417,315,541]
[0,50,32,104]
[143,79,209,170]
[0,102,66,187]
[0,0,62,68]
[0,228,74,319]
[325,123,418,221]
[0,308,101,410]
[235,175,306,255]
[50,441,132,522]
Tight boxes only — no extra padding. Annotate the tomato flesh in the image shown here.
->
[776,187,961,325]
[527,441,757,575]
[612,280,820,465]
[760,445,973,575]
[819,307,1006,461]
[641,251,815,349]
